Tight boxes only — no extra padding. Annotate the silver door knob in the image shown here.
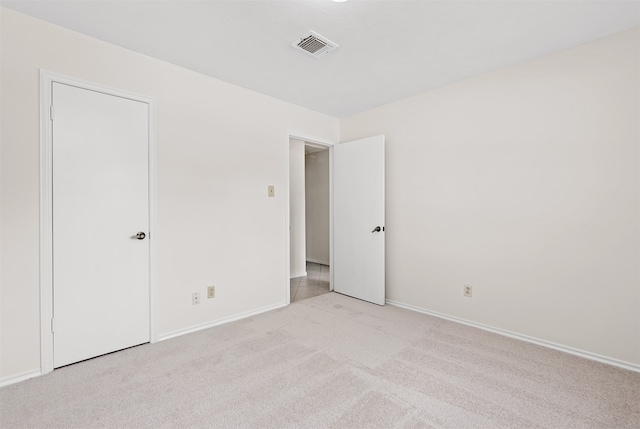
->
[135,232,146,240]
[372,226,381,233]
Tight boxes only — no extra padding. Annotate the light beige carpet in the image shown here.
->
[1,292,638,428]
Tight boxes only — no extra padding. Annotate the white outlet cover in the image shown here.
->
[464,284,472,297]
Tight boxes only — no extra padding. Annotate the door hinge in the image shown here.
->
[50,105,54,121]
[51,318,55,333]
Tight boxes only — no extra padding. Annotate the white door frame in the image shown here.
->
[39,70,158,375]
[285,131,335,304]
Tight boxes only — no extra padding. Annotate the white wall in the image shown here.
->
[305,149,330,265]
[341,29,640,366]
[289,138,307,278]
[2,8,637,382]
[0,8,338,381]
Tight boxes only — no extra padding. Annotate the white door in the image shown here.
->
[333,135,385,305]
[52,82,150,368]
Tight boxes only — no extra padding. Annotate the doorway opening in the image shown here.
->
[286,133,386,306]
[288,138,332,302]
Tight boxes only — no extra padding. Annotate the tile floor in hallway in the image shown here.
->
[290,262,331,302]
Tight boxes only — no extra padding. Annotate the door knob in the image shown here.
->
[371,226,381,233]
[134,232,146,240]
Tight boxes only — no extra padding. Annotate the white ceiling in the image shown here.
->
[3,0,638,118]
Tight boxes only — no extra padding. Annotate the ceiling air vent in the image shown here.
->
[290,31,339,59]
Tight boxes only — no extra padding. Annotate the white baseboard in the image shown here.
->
[157,302,288,342]
[0,369,42,388]
[1,303,288,386]
[306,258,329,266]
[386,299,640,373]
[290,271,307,279]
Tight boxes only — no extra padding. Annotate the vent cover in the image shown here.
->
[290,31,339,58]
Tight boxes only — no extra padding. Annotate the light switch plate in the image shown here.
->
[268,185,275,197]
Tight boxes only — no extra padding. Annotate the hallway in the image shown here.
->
[290,262,330,302]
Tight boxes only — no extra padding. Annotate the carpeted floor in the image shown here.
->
[1,292,639,428]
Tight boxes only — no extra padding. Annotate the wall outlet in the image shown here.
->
[207,286,215,299]
[464,284,472,297]
[192,292,200,305]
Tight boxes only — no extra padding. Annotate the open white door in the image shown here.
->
[333,135,385,305]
